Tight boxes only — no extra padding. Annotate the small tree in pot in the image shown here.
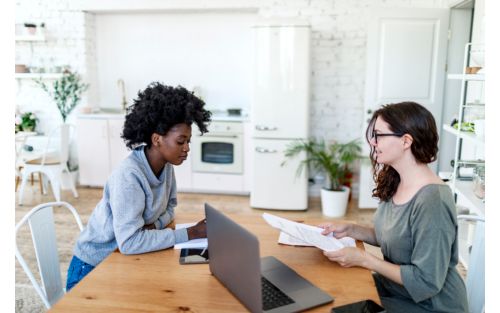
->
[283,138,362,217]
[35,69,89,123]
[35,70,89,180]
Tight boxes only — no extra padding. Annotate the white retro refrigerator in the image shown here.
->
[250,20,310,210]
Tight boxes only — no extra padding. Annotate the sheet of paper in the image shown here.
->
[263,213,355,252]
[173,222,208,250]
[278,231,314,246]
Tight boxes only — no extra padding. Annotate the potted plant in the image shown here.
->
[35,69,89,123]
[15,112,37,133]
[35,70,89,188]
[283,138,362,217]
[24,23,37,35]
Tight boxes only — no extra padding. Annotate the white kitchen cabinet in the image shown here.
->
[77,115,130,186]
[192,172,244,193]
[175,156,193,191]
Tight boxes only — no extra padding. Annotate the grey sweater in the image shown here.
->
[373,184,468,313]
[74,146,188,266]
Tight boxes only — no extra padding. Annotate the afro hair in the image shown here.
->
[122,82,212,149]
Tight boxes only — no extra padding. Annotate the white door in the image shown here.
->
[359,8,449,208]
[252,25,310,139]
[250,139,308,210]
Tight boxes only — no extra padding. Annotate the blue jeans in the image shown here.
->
[66,255,95,291]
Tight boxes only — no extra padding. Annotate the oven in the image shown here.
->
[191,121,243,174]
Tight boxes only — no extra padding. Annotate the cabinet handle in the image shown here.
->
[255,147,277,153]
[255,125,278,131]
[203,135,238,138]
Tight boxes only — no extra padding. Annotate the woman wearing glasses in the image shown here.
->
[320,102,468,312]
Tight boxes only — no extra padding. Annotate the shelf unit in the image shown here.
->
[442,124,483,146]
[446,43,485,269]
[15,73,63,79]
[446,73,484,81]
[15,34,45,42]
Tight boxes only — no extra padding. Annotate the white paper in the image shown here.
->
[173,222,208,250]
[278,231,313,246]
[263,213,355,252]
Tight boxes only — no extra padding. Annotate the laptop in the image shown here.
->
[205,203,334,313]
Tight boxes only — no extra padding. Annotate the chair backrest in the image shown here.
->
[457,214,485,313]
[15,201,83,309]
[40,124,75,166]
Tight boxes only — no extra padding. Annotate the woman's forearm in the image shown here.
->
[350,224,378,246]
[364,253,403,285]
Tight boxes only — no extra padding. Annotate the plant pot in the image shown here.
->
[25,26,37,35]
[320,186,350,217]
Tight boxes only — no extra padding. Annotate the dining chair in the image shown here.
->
[15,131,41,192]
[18,124,79,205]
[15,201,84,309]
[457,214,485,313]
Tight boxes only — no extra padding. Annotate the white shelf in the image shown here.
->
[442,124,484,145]
[15,35,45,41]
[454,180,485,217]
[15,73,63,79]
[447,73,484,81]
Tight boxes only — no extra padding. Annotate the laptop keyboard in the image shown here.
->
[261,276,295,311]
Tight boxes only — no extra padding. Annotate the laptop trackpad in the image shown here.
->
[261,257,312,293]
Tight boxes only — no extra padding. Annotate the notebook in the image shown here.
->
[205,203,334,313]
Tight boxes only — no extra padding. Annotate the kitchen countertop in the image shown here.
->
[78,109,250,122]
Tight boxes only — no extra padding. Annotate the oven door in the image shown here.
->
[191,134,243,174]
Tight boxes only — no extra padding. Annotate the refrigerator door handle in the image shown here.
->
[255,125,278,131]
[255,147,278,153]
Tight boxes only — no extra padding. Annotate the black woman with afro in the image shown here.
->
[66,83,212,291]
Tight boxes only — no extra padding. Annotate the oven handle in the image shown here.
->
[255,125,278,131]
[255,147,278,153]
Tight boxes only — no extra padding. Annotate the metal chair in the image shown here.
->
[457,214,485,313]
[18,124,79,205]
[15,201,83,309]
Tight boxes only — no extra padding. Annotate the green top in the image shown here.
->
[373,184,468,313]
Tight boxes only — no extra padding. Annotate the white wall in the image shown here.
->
[94,12,254,112]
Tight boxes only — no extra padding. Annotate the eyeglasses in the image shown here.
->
[371,132,404,144]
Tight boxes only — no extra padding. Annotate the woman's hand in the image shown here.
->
[318,222,352,239]
[323,247,370,268]
[187,218,207,240]
[142,223,156,230]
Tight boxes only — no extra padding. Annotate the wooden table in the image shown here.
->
[50,213,380,312]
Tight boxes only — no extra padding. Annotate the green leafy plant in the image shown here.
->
[282,138,362,191]
[15,112,37,132]
[35,70,89,123]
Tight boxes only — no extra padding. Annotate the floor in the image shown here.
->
[15,184,466,312]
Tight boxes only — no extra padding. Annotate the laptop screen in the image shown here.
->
[205,203,263,313]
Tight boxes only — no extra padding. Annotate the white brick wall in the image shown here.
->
[15,0,453,196]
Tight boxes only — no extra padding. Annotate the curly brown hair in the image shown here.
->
[365,102,439,202]
[122,83,211,149]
